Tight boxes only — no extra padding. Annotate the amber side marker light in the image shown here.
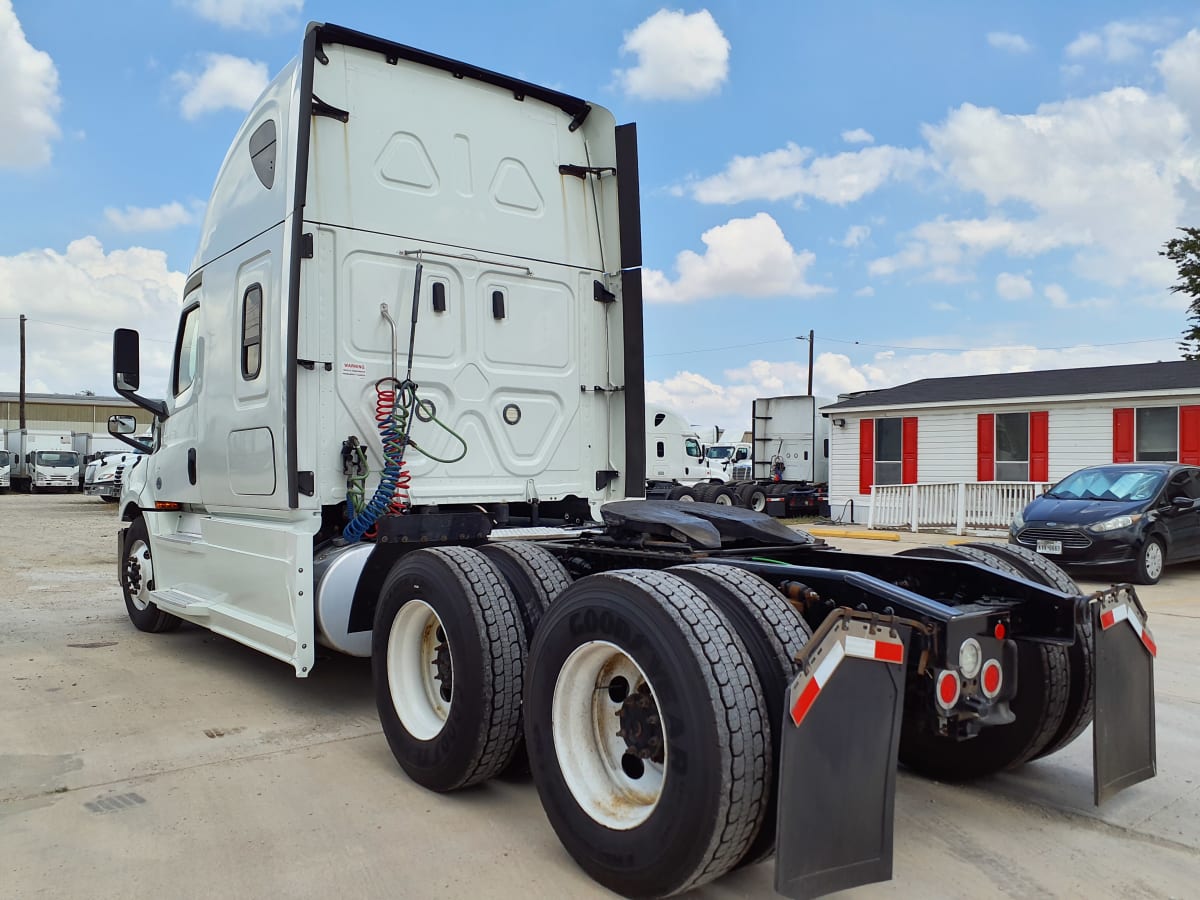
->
[154,501,183,511]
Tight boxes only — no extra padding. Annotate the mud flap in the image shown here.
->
[774,611,910,900]
[1092,588,1156,805]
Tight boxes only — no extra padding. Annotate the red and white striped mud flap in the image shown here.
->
[774,610,911,900]
[1092,586,1156,806]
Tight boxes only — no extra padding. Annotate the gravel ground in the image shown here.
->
[1,493,1198,899]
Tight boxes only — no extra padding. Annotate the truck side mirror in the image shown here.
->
[108,415,137,436]
[114,328,141,391]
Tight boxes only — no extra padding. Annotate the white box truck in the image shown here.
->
[11,429,80,493]
[0,431,12,492]
[104,22,1157,900]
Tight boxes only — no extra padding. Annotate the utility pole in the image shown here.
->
[806,329,814,396]
[19,314,26,428]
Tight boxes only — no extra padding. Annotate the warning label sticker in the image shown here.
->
[341,362,367,378]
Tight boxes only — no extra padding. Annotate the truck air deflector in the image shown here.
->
[1092,587,1156,805]
[775,611,909,899]
[310,23,592,129]
[599,499,815,547]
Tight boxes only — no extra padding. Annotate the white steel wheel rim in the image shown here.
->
[713,492,733,506]
[552,640,666,830]
[677,493,695,502]
[1144,542,1164,580]
[388,599,452,740]
[750,492,766,512]
[127,540,153,611]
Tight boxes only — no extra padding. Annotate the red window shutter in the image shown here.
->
[1029,411,1049,482]
[1113,408,1134,462]
[902,417,918,484]
[859,419,874,495]
[977,414,995,481]
[1181,406,1200,465]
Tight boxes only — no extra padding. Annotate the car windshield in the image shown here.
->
[706,447,733,460]
[1047,468,1164,502]
[35,451,77,467]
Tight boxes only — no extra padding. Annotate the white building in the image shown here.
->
[821,361,1200,527]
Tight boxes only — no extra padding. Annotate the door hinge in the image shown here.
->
[300,232,314,258]
[560,164,616,180]
[593,280,616,304]
[298,359,333,371]
[297,471,315,496]
[596,470,619,491]
[312,95,349,122]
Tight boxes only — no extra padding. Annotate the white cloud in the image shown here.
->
[932,301,956,312]
[841,225,871,248]
[689,142,929,206]
[1066,21,1172,63]
[644,212,830,303]
[0,0,61,168]
[1041,282,1111,310]
[1156,29,1200,130]
[841,128,874,144]
[173,54,269,120]
[0,238,184,396]
[987,32,1032,54]
[996,272,1033,300]
[855,286,875,297]
[180,0,303,31]
[105,201,196,232]
[614,9,730,100]
[1044,283,1069,307]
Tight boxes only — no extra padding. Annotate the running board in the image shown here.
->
[151,587,216,617]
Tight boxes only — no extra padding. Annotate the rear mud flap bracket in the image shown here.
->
[775,611,910,899]
[1092,587,1156,805]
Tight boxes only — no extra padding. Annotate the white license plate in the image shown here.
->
[1036,539,1062,555]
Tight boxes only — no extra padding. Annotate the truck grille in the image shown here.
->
[1015,528,1092,550]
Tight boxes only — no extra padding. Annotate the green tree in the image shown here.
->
[1162,227,1200,359]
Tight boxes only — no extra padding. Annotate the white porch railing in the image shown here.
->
[867,482,1052,534]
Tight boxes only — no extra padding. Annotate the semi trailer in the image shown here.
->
[109,22,1156,900]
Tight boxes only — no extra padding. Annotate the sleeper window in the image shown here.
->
[241,284,262,380]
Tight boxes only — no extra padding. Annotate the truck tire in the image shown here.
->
[666,485,696,501]
[372,547,525,792]
[691,483,719,503]
[525,569,768,897]
[120,516,182,633]
[745,485,770,513]
[961,542,1094,761]
[668,563,812,868]
[477,541,570,638]
[711,486,737,506]
[894,547,1069,780]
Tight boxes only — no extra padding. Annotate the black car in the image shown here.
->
[1010,462,1200,584]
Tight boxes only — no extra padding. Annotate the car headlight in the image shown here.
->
[1089,514,1142,533]
[1010,512,1025,532]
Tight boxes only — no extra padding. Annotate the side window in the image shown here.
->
[656,441,665,459]
[685,438,703,459]
[173,304,201,396]
[249,120,277,189]
[241,284,263,380]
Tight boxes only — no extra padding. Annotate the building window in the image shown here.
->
[1136,407,1177,461]
[240,283,261,379]
[995,412,1029,481]
[874,418,902,486]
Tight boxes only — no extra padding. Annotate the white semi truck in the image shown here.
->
[9,429,80,493]
[108,23,1157,900]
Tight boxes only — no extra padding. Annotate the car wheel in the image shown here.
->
[1134,536,1165,585]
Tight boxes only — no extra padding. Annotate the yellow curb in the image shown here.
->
[806,527,900,541]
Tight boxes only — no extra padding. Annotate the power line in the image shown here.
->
[648,334,1180,358]
[7,317,172,344]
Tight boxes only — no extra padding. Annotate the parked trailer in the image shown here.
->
[107,23,1156,900]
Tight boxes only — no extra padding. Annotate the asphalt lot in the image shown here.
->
[1,493,1197,899]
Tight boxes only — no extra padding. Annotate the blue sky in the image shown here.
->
[3,1,1200,437]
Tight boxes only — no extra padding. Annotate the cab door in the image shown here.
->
[150,293,204,506]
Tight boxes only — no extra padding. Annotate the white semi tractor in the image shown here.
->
[8,428,80,493]
[108,23,1157,900]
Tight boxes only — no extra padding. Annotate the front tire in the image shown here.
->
[526,569,768,897]
[1134,536,1164,585]
[372,547,526,792]
[120,517,182,633]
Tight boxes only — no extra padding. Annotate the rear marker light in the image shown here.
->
[980,659,1003,699]
[993,622,1007,641]
[935,670,960,710]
